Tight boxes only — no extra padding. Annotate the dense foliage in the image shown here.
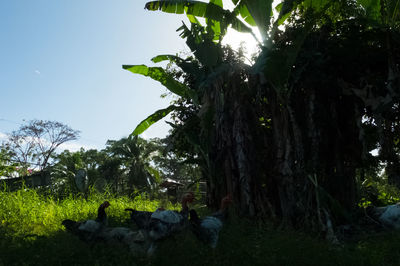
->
[125,0,400,230]
[49,136,201,198]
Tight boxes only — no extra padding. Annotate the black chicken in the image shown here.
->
[124,209,153,230]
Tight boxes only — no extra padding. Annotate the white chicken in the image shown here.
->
[97,227,152,256]
[147,192,195,241]
[62,201,154,255]
[62,201,110,241]
[189,194,232,248]
[368,203,400,229]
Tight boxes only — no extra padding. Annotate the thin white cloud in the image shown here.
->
[35,70,41,75]
[0,132,8,141]
[57,141,98,152]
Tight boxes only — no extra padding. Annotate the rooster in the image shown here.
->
[62,201,110,241]
[189,194,232,248]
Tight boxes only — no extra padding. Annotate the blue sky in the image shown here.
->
[0,0,191,151]
[0,0,258,151]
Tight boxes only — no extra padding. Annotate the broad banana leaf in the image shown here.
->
[131,105,177,136]
[145,0,253,34]
[274,0,296,26]
[124,64,200,104]
[151,54,203,82]
[187,13,201,24]
[177,22,223,68]
[205,0,225,40]
[123,64,189,98]
[210,0,222,8]
[150,54,203,104]
[233,2,256,26]
[233,0,274,41]
[152,54,201,75]
[206,18,224,41]
[151,54,184,64]
[145,165,162,183]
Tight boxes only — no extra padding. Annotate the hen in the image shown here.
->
[124,209,153,230]
[62,201,110,241]
[367,203,400,229]
[97,226,152,256]
[189,195,232,248]
[147,192,194,241]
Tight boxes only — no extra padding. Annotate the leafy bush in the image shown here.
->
[359,176,400,208]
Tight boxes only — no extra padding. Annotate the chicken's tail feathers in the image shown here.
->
[62,219,80,232]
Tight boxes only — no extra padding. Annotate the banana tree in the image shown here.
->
[124,0,400,229]
[123,0,332,219]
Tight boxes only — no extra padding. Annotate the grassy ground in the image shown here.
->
[1,187,400,266]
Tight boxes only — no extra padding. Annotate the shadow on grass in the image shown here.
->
[1,218,400,266]
[0,215,147,266]
[152,219,400,266]
[0,229,147,266]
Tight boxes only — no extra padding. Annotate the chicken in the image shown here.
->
[62,201,110,241]
[367,203,400,229]
[189,194,232,248]
[97,226,152,256]
[124,209,153,230]
[62,201,156,255]
[147,192,195,241]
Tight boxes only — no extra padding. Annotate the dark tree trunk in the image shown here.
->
[204,70,267,216]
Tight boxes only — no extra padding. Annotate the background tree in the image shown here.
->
[51,148,104,194]
[51,136,167,195]
[152,135,202,186]
[103,136,162,193]
[2,120,80,173]
[0,146,18,178]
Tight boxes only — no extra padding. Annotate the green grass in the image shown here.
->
[0,186,170,238]
[1,187,400,266]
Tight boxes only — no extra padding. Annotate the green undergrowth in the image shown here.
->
[0,186,175,239]
[1,188,400,266]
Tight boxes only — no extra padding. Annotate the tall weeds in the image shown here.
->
[0,184,174,238]
[1,185,400,265]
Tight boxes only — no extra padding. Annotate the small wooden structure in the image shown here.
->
[1,171,50,190]
[160,178,184,202]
